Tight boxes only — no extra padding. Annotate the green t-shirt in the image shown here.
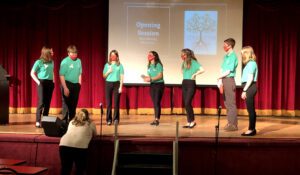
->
[221,52,238,77]
[59,56,82,83]
[147,63,164,83]
[103,63,124,82]
[182,59,201,80]
[31,59,54,80]
[242,60,258,83]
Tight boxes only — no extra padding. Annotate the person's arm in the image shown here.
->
[241,74,254,100]
[91,122,97,136]
[191,67,205,80]
[218,70,230,80]
[30,69,40,85]
[119,74,124,93]
[60,75,70,97]
[103,66,112,79]
[79,74,82,85]
[53,71,55,83]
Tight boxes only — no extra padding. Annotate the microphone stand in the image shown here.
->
[100,103,103,139]
[214,105,222,175]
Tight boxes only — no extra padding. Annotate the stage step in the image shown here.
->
[116,152,173,175]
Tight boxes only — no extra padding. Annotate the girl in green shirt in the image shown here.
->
[181,48,205,128]
[30,46,55,128]
[240,46,258,136]
[142,51,164,126]
[103,50,124,125]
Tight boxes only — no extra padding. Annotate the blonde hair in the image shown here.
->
[72,109,91,126]
[108,50,120,66]
[241,46,256,65]
[40,46,53,62]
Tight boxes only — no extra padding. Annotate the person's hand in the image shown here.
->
[64,87,70,97]
[217,79,222,88]
[241,92,247,100]
[118,87,122,93]
[191,74,196,80]
[144,76,151,82]
[107,66,113,74]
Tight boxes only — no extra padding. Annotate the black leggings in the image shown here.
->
[150,82,164,119]
[182,80,196,123]
[105,81,120,122]
[59,146,88,175]
[36,80,54,122]
[243,82,257,130]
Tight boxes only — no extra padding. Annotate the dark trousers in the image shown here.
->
[222,77,238,126]
[243,83,257,130]
[59,146,88,175]
[62,81,81,121]
[61,86,69,120]
[182,80,196,123]
[36,80,54,122]
[150,82,164,120]
[105,81,120,122]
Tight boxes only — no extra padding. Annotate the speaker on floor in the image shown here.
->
[41,116,68,137]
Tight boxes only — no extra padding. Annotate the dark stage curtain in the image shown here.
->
[0,0,299,116]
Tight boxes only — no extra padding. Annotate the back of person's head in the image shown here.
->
[224,38,236,49]
[72,109,91,126]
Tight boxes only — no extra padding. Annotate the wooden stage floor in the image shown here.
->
[1,114,300,139]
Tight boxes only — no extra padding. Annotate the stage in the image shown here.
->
[1,114,300,175]
[2,114,300,138]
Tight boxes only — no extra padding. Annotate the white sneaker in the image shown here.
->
[36,122,41,128]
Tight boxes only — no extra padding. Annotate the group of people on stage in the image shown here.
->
[31,38,258,137]
[31,45,82,128]
[101,37,258,136]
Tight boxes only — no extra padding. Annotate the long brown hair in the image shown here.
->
[181,48,197,69]
[147,51,163,68]
[72,109,92,126]
[108,50,120,66]
[40,46,53,63]
[241,46,256,65]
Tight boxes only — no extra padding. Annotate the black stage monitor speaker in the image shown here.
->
[42,116,68,137]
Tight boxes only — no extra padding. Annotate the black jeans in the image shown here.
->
[36,80,54,122]
[182,80,196,123]
[105,81,120,122]
[62,81,81,121]
[59,146,88,175]
[150,82,164,120]
[243,82,257,130]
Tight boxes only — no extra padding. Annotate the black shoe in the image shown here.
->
[107,121,112,126]
[241,129,256,136]
[189,122,197,128]
[150,120,159,126]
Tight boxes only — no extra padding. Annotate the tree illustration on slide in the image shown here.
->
[186,13,216,49]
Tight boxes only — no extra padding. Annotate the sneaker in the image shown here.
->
[182,123,190,128]
[107,121,112,126]
[150,120,159,126]
[114,120,119,125]
[35,122,41,128]
[189,122,197,128]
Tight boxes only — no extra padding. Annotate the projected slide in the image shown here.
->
[184,11,217,55]
[127,6,170,55]
[109,0,243,85]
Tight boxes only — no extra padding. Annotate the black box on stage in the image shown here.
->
[42,116,68,137]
